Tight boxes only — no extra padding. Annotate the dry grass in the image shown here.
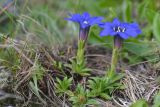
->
[114,69,159,107]
[0,36,160,107]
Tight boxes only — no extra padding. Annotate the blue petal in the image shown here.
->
[65,12,104,29]
[65,13,82,22]
[110,32,117,36]
[129,22,142,34]
[98,22,111,28]
[100,29,110,37]
[130,22,139,28]
[98,23,106,28]
[100,28,113,36]
[120,22,129,29]
[119,32,129,39]
[125,29,138,37]
[99,22,114,36]
[89,17,104,25]
[124,22,142,37]
[82,12,90,19]
[112,18,121,26]
[80,22,90,28]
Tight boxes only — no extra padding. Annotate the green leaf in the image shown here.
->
[55,77,72,94]
[145,8,156,23]
[130,99,148,107]
[86,99,99,105]
[109,73,125,83]
[153,91,160,107]
[81,68,92,72]
[124,42,151,56]
[66,90,74,97]
[122,0,132,22]
[153,13,160,42]
[29,81,46,105]
[69,84,89,106]
[100,93,112,100]
[89,31,106,43]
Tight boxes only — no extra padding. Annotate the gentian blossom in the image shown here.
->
[99,18,141,48]
[65,12,103,41]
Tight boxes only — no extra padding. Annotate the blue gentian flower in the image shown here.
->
[65,12,104,29]
[99,18,142,39]
[65,12,103,41]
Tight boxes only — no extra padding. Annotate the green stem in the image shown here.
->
[76,40,85,65]
[107,47,119,77]
[107,36,123,77]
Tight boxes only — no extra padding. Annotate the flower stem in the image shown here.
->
[109,47,119,76]
[107,36,122,77]
[76,40,85,65]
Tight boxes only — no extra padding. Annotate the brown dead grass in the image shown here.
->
[0,37,160,107]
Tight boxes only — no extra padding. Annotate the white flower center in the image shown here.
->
[83,21,88,24]
[114,26,126,32]
[122,28,125,32]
